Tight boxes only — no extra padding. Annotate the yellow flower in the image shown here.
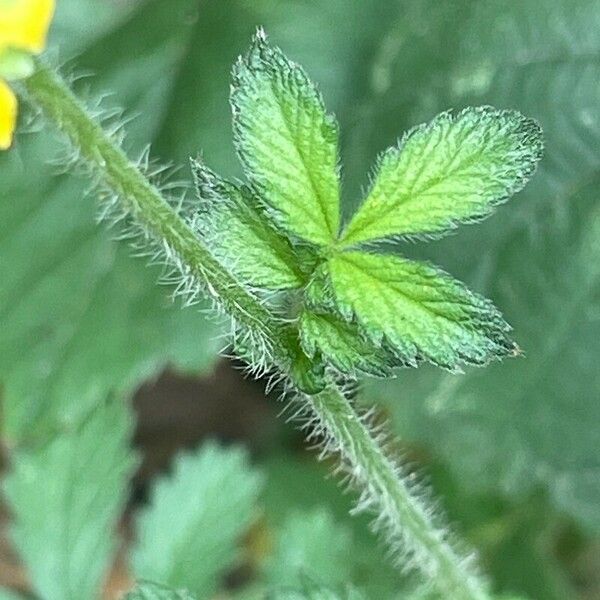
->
[0,0,54,149]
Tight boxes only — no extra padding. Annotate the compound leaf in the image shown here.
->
[123,582,197,600]
[132,442,263,599]
[191,161,306,289]
[231,30,341,246]
[341,107,543,246]
[328,251,516,370]
[3,399,137,600]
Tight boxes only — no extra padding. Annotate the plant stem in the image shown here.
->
[310,387,489,599]
[23,63,490,600]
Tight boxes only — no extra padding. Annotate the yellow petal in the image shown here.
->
[0,78,17,149]
[0,0,55,54]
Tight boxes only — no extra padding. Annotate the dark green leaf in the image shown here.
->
[0,0,221,444]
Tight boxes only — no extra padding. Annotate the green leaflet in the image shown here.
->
[341,107,543,246]
[3,400,137,600]
[231,30,341,245]
[132,442,263,599]
[191,161,306,289]
[299,310,399,377]
[304,263,338,311]
[124,583,197,600]
[328,251,517,370]
[302,265,405,377]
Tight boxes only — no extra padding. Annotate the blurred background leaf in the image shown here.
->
[132,442,263,599]
[260,454,403,599]
[0,0,222,445]
[264,509,354,591]
[2,399,136,600]
[356,0,600,536]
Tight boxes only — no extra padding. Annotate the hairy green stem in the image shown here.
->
[310,387,488,599]
[23,63,490,600]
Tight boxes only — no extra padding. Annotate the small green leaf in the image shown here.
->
[299,310,398,377]
[191,160,306,289]
[289,340,327,395]
[132,442,263,599]
[328,251,517,370]
[341,107,543,246]
[303,263,337,312]
[123,582,197,600]
[3,399,137,600]
[231,30,341,245]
